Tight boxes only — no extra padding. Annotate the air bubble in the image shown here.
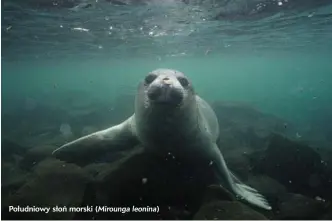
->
[308,12,315,17]
[60,123,73,138]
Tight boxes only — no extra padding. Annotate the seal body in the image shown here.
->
[135,69,200,155]
[53,68,271,210]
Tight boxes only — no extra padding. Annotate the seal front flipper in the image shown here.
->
[52,115,139,162]
[211,144,272,210]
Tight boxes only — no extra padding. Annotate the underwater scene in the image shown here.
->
[1,0,332,220]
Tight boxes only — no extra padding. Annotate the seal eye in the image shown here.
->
[178,77,189,87]
[145,74,157,84]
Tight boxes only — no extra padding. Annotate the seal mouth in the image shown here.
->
[152,100,182,108]
[150,97,183,108]
[147,85,183,107]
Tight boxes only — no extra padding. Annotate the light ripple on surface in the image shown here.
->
[2,0,332,61]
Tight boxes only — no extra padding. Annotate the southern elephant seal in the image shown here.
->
[52,68,271,210]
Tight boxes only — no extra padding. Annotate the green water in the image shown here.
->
[2,51,331,126]
[2,2,332,219]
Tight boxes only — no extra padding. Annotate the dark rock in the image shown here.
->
[194,201,268,220]
[223,146,254,180]
[2,159,92,220]
[321,205,332,220]
[316,148,332,171]
[194,175,272,220]
[1,139,29,197]
[202,184,236,204]
[86,145,270,220]
[251,133,329,199]
[90,146,219,220]
[275,193,328,220]
[246,175,287,197]
[1,138,28,161]
[212,101,290,151]
[246,175,287,213]
[19,145,57,170]
[1,169,29,204]
[83,163,113,178]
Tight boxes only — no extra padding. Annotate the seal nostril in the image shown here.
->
[163,77,172,85]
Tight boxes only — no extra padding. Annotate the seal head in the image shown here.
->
[134,69,199,148]
[138,68,195,109]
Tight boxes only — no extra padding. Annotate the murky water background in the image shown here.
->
[1,0,332,219]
